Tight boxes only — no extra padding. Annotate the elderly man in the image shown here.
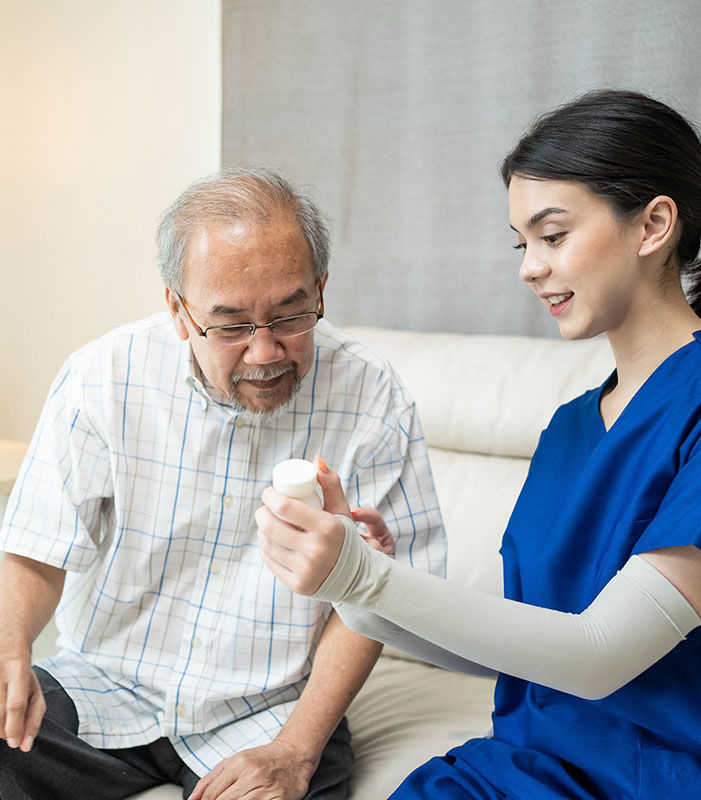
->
[0,168,445,800]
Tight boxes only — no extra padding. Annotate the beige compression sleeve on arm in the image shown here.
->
[318,517,701,699]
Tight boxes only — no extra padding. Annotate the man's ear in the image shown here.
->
[639,195,678,258]
[165,286,189,341]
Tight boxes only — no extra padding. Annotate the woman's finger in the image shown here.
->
[352,507,395,555]
[260,487,327,530]
[255,506,306,558]
[314,457,352,517]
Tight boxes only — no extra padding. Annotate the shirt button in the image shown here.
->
[210,561,221,574]
[191,637,202,649]
[176,704,187,716]
[223,495,233,508]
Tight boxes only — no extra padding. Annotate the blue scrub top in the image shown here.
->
[455,333,701,799]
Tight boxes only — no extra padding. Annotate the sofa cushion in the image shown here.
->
[346,656,496,798]
[429,447,529,592]
[345,328,614,458]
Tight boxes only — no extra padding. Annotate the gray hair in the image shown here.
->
[156,166,331,291]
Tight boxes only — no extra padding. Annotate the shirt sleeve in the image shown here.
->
[632,422,701,555]
[340,377,447,578]
[0,359,113,571]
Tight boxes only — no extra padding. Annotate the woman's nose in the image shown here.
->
[518,252,551,284]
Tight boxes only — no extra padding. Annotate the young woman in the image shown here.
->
[256,90,701,799]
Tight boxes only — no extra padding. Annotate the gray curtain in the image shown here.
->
[222,0,701,336]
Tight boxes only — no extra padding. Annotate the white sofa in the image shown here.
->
[25,327,614,800]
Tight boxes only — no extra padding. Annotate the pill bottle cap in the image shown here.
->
[272,459,318,499]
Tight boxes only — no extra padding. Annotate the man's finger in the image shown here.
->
[187,775,212,800]
[200,764,248,800]
[3,664,35,747]
[20,677,46,752]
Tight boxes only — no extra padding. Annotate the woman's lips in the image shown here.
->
[547,292,574,317]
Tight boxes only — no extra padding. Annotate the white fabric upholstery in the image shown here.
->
[28,328,614,800]
[349,329,613,459]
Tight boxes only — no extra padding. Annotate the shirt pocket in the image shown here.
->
[638,746,701,799]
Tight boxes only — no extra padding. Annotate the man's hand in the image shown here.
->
[0,657,46,752]
[0,553,64,753]
[187,739,318,800]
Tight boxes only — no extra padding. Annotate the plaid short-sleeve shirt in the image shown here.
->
[1,313,445,776]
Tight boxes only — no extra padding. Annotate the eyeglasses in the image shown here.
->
[176,287,324,346]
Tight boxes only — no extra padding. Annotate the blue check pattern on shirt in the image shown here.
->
[0,314,445,776]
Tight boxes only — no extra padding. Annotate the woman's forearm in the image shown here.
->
[316,518,700,699]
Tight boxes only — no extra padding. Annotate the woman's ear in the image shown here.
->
[638,195,678,257]
[165,286,189,341]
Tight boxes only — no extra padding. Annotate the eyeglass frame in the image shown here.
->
[175,285,324,344]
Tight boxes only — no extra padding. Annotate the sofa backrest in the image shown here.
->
[345,328,614,596]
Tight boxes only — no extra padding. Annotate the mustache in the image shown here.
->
[230,364,296,384]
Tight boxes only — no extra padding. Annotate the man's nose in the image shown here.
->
[242,327,285,364]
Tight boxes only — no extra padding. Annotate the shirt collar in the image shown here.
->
[184,346,232,412]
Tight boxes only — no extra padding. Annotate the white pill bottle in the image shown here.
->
[272,458,323,509]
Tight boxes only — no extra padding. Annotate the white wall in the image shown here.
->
[0,0,221,442]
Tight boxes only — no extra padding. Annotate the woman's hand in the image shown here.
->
[256,486,347,596]
[316,457,395,555]
[257,459,396,595]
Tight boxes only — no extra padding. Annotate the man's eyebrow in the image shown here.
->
[209,287,310,316]
[510,207,568,232]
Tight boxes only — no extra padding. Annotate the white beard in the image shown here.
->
[228,365,302,422]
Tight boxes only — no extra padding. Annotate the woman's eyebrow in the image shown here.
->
[510,207,568,233]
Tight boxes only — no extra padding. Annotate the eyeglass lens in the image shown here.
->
[209,313,318,344]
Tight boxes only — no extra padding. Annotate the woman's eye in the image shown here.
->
[513,242,526,251]
[542,232,566,245]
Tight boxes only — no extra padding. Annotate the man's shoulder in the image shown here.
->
[315,320,399,380]
[313,320,414,415]
[66,312,177,368]
[52,312,182,401]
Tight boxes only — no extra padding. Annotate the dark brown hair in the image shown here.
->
[501,90,701,315]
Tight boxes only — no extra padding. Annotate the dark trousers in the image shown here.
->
[0,667,353,800]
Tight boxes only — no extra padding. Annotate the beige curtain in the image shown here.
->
[222,0,701,336]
